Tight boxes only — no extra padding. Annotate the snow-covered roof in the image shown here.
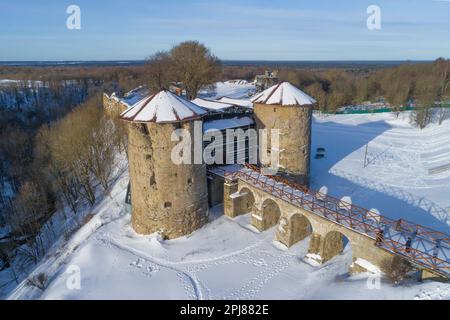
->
[217,97,253,109]
[122,86,151,107]
[191,98,235,112]
[251,81,316,106]
[120,89,207,123]
[203,116,254,132]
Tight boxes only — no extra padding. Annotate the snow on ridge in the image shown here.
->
[217,97,253,109]
[192,97,235,112]
[251,81,316,106]
[203,116,254,131]
[122,86,150,107]
[120,89,207,123]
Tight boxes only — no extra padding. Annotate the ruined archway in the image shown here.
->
[322,230,351,263]
[237,187,255,215]
[261,198,281,230]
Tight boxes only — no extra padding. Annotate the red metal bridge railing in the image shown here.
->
[222,164,450,276]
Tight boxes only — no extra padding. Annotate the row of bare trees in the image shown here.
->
[278,58,450,128]
[0,62,144,283]
[35,95,126,215]
[1,94,126,278]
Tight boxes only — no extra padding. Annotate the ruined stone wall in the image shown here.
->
[253,103,312,186]
[207,174,225,207]
[103,93,128,118]
[127,121,208,239]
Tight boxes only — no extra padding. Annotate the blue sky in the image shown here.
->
[0,0,449,61]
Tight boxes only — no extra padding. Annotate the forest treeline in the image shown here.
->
[0,72,131,278]
[1,93,126,279]
[279,59,450,127]
[219,59,450,128]
[140,43,449,129]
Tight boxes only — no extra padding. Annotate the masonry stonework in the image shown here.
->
[127,121,208,239]
[103,93,128,118]
[253,103,313,186]
[224,178,411,275]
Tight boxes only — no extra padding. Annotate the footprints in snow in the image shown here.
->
[129,258,160,277]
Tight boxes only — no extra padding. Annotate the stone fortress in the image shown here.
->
[104,81,448,280]
[104,81,315,239]
[120,90,210,239]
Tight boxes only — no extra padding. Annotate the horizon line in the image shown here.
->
[0,59,438,62]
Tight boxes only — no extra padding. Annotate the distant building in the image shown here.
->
[169,82,183,96]
[254,70,279,92]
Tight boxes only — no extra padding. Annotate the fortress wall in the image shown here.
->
[127,121,208,239]
[253,103,313,186]
[103,93,128,118]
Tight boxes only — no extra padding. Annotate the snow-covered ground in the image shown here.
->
[312,112,450,233]
[5,111,450,300]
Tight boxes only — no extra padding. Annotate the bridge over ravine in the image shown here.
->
[220,164,449,280]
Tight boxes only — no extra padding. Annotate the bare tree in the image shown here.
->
[144,51,173,92]
[88,117,117,191]
[9,181,52,263]
[306,82,327,114]
[434,58,450,125]
[381,256,414,285]
[40,95,122,210]
[413,72,439,129]
[26,272,48,290]
[170,41,221,100]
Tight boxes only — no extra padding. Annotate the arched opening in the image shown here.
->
[322,230,351,263]
[262,199,281,230]
[289,214,313,246]
[237,187,255,215]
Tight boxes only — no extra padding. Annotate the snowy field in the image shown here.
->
[199,80,256,100]
[312,112,450,233]
[6,109,450,300]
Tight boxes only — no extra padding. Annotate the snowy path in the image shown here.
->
[100,238,203,299]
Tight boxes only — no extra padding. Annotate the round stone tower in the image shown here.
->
[251,81,316,186]
[121,89,209,239]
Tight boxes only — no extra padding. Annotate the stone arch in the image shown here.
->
[322,230,351,263]
[289,213,313,246]
[261,198,281,230]
[277,212,313,247]
[237,187,255,214]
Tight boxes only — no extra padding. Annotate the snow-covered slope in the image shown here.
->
[6,112,450,300]
[312,112,450,232]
